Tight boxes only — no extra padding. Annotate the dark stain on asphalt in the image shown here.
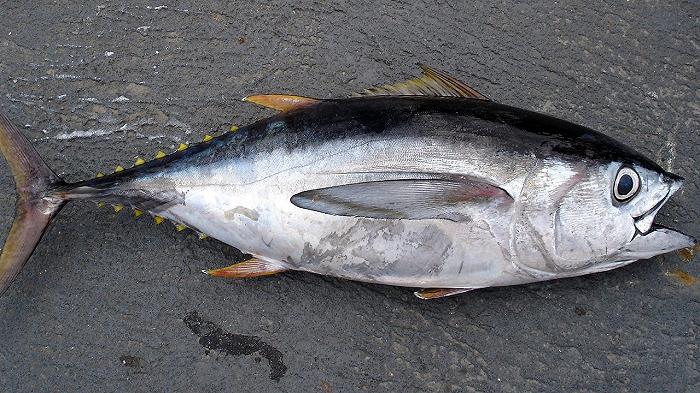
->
[119,355,144,368]
[183,311,287,381]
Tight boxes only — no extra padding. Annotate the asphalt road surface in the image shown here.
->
[0,1,698,392]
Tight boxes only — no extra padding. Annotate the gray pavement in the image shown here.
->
[0,1,698,392]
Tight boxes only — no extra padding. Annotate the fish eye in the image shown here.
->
[613,167,640,202]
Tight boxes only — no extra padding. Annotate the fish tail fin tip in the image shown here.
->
[0,112,67,295]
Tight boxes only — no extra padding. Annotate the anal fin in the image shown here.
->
[414,287,473,300]
[204,257,288,278]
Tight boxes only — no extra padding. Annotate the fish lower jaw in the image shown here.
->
[616,225,696,261]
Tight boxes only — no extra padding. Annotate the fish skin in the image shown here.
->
[57,96,694,289]
[66,96,668,205]
[1,95,696,295]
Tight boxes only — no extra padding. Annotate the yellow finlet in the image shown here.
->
[177,143,188,151]
[134,157,146,166]
[97,201,105,208]
[175,224,187,232]
[112,204,124,213]
[229,125,239,133]
[115,165,124,172]
[243,94,320,112]
[96,172,104,178]
[155,151,166,159]
[154,215,165,225]
[133,209,143,218]
[202,134,213,142]
[198,233,208,240]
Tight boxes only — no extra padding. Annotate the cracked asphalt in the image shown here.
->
[0,1,698,392]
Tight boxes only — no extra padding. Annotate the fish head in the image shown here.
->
[602,163,696,262]
[514,156,695,276]
[548,160,695,271]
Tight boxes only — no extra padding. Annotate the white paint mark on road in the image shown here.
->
[135,132,168,141]
[56,74,81,80]
[657,127,678,172]
[166,117,193,134]
[53,129,116,140]
[664,139,676,172]
[112,96,130,103]
[146,5,189,12]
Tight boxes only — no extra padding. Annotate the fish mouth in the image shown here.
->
[622,176,696,259]
[633,176,682,235]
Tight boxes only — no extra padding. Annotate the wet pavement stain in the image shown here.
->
[677,243,700,262]
[667,269,698,286]
[183,311,287,381]
[119,355,144,368]
[320,380,334,393]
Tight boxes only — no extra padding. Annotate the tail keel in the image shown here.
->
[0,113,66,295]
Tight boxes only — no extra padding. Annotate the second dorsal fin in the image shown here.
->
[351,64,489,100]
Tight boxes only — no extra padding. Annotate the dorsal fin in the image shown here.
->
[242,94,320,112]
[351,64,489,100]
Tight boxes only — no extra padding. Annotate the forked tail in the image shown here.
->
[0,113,67,295]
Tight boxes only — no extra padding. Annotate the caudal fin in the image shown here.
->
[0,112,66,295]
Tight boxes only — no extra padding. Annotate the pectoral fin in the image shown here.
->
[204,257,288,278]
[290,178,512,221]
[414,288,474,300]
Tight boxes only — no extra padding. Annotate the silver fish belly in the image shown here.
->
[159,124,532,288]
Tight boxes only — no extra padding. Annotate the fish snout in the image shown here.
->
[633,174,683,234]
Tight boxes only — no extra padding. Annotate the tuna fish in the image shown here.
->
[0,65,695,299]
